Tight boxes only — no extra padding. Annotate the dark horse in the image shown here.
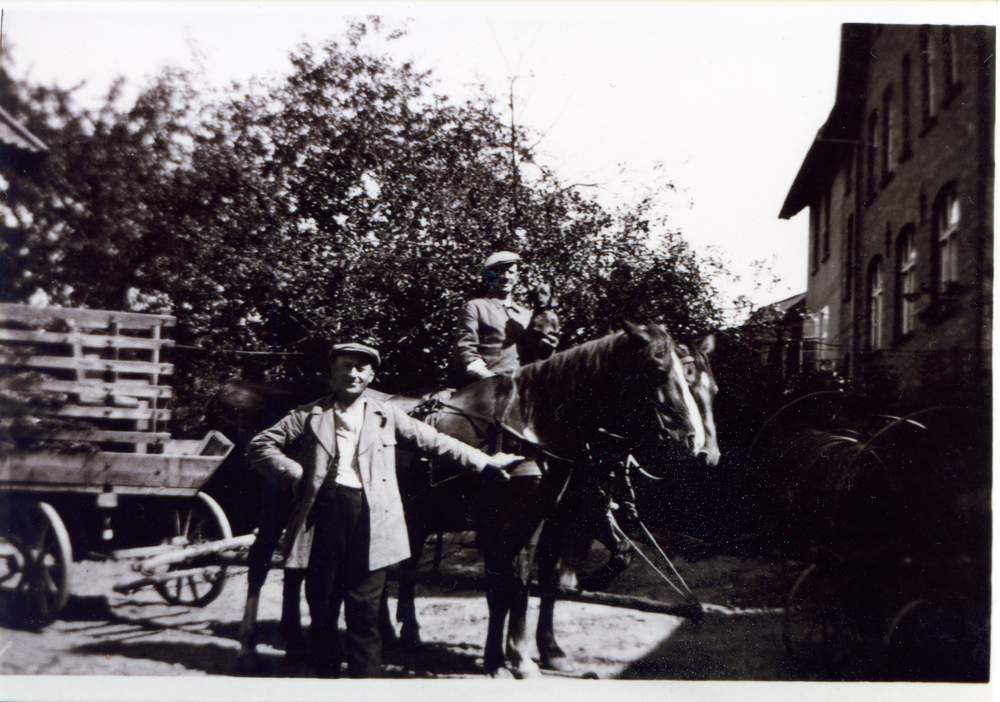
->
[213,322,706,677]
[527,331,720,673]
[389,322,707,677]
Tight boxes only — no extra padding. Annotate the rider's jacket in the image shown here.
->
[454,296,532,384]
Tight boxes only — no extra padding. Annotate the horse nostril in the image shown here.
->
[696,451,708,467]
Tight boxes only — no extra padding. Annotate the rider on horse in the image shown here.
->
[453,252,638,584]
[453,250,559,385]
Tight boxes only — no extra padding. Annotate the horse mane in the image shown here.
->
[510,330,629,433]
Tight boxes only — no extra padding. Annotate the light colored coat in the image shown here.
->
[248,390,492,570]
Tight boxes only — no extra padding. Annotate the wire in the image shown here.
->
[170,344,305,356]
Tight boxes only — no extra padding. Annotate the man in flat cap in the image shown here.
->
[249,342,523,678]
[453,251,559,386]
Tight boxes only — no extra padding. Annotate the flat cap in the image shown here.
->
[482,251,521,270]
[328,342,381,368]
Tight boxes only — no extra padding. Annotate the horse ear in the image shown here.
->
[623,321,652,344]
[699,333,716,356]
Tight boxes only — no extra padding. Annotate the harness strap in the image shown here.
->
[417,397,585,467]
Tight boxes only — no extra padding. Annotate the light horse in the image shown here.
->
[390,321,706,678]
[529,331,720,673]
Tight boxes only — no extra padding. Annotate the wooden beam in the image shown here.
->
[0,450,226,491]
[0,303,175,330]
[137,534,256,571]
[0,328,174,351]
[52,405,172,422]
[26,379,173,400]
[34,430,172,444]
[8,355,173,375]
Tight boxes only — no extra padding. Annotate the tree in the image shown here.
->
[1,21,730,436]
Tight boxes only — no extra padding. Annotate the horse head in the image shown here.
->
[677,333,721,466]
[615,322,706,460]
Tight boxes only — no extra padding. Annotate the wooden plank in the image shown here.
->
[38,430,172,444]
[0,328,174,351]
[0,304,175,330]
[51,405,172,422]
[8,356,173,375]
[0,451,225,491]
[28,379,173,400]
[0,483,197,497]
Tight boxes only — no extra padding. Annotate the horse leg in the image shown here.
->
[482,474,551,679]
[575,508,633,592]
[377,580,398,645]
[279,568,307,659]
[535,516,581,672]
[236,534,274,673]
[503,524,543,679]
[395,570,421,646]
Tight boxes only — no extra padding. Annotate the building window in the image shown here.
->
[881,84,894,185]
[920,25,938,133]
[821,192,830,262]
[934,184,961,289]
[896,226,918,336]
[810,201,819,274]
[842,214,855,302]
[868,257,885,351]
[941,26,961,105]
[866,110,879,203]
[900,54,913,161]
[844,149,854,195]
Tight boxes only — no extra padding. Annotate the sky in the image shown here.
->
[1,1,995,319]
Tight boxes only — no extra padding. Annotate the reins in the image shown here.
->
[418,397,590,468]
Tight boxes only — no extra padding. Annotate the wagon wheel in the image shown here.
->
[783,563,863,677]
[153,492,232,607]
[0,500,73,627]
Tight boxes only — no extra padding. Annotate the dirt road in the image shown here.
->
[0,533,806,680]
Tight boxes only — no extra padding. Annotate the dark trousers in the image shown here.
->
[305,480,385,679]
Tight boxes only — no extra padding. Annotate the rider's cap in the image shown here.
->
[328,342,381,368]
[482,251,521,270]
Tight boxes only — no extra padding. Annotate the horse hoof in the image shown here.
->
[540,655,576,674]
[581,671,600,679]
[235,649,259,675]
[488,666,516,680]
[514,663,543,680]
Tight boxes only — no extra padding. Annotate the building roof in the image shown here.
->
[0,105,48,157]
[747,292,806,325]
[779,24,873,220]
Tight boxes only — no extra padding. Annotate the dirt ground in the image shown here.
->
[0,528,991,702]
[0,528,808,680]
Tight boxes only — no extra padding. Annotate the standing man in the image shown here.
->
[249,342,523,678]
[453,251,558,386]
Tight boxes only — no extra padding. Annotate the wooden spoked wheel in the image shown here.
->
[783,563,862,676]
[0,500,73,627]
[153,492,232,607]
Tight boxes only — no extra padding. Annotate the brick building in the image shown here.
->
[779,23,994,411]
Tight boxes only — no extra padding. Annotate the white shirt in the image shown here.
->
[333,399,365,488]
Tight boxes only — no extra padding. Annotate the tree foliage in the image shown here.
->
[1,21,730,435]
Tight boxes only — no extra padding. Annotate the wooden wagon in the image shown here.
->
[0,303,234,628]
